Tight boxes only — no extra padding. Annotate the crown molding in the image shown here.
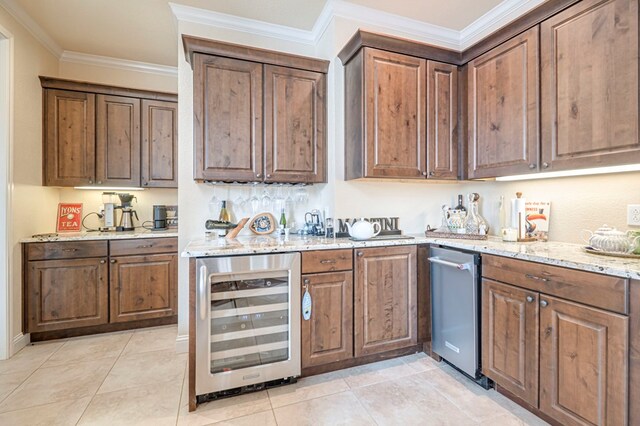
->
[0,0,62,57]
[328,0,460,50]
[459,0,546,49]
[60,51,178,77]
[169,3,317,45]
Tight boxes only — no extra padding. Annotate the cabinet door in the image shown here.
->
[541,0,640,171]
[142,100,177,188]
[43,89,96,186]
[539,295,628,426]
[110,254,177,323]
[264,66,326,184]
[364,48,427,178]
[467,27,540,179]
[482,279,539,407]
[96,95,141,187]
[26,257,108,332]
[354,245,417,357]
[301,272,353,368]
[193,54,263,182]
[427,61,458,180]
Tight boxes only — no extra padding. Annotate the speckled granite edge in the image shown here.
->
[21,230,179,243]
[182,234,640,280]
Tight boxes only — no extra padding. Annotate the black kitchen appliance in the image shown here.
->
[153,205,168,230]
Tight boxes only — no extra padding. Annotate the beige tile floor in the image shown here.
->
[0,325,548,425]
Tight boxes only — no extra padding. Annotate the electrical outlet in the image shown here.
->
[628,205,640,226]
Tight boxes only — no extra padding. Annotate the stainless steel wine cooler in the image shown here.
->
[195,253,301,396]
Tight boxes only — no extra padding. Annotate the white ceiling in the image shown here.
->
[7,0,507,67]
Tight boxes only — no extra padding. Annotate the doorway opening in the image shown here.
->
[0,26,13,360]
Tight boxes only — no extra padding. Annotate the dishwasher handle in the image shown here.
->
[429,257,472,271]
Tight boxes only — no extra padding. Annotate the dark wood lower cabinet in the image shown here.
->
[482,279,539,407]
[539,295,628,426]
[354,245,417,357]
[301,272,353,368]
[26,257,109,332]
[24,238,178,338]
[109,254,178,323]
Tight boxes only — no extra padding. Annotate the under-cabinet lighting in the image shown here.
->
[73,186,146,191]
[495,164,640,181]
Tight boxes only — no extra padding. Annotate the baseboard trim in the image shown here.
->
[11,332,29,356]
[175,334,188,353]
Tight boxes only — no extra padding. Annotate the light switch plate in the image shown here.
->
[628,205,640,226]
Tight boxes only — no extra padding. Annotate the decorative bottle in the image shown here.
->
[464,193,488,235]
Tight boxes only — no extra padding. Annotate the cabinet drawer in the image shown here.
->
[26,241,108,261]
[109,237,177,256]
[482,255,628,314]
[302,249,353,274]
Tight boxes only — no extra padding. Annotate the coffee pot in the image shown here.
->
[116,193,138,232]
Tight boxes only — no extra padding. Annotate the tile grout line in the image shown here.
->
[0,340,70,408]
[74,332,135,426]
[174,361,189,426]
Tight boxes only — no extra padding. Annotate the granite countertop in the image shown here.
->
[182,234,640,280]
[21,229,179,243]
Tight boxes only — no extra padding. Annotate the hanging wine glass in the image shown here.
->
[208,186,220,217]
[261,187,272,211]
[249,183,260,215]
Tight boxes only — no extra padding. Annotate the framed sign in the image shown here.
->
[56,203,83,232]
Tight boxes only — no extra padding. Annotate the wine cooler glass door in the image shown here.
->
[196,253,301,395]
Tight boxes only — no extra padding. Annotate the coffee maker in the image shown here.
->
[116,193,138,232]
[100,192,119,232]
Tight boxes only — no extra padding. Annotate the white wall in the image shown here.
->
[0,25,11,360]
[0,6,60,356]
[175,14,640,344]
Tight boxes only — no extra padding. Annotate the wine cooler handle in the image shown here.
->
[199,265,208,321]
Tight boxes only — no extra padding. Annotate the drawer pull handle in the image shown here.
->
[137,245,153,249]
[62,248,78,252]
[525,273,550,283]
[320,259,336,264]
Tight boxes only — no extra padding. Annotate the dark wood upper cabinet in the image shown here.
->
[482,278,539,407]
[96,95,141,187]
[193,54,263,182]
[185,37,329,184]
[539,295,628,426]
[541,0,640,171]
[44,89,96,186]
[301,271,353,369]
[345,48,427,179]
[264,65,326,183]
[354,245,417,357]
[427,61,458,179]
[41,77,177,188]
[467,26,540,179]
[142,100,178,188]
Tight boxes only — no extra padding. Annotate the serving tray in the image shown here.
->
[583,246,640,259]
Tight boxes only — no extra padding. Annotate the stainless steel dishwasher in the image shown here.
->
[430,246,486,385]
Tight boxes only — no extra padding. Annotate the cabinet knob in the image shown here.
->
[256,173,262,178]
[100,259,106,264]
[422,171,427,176]
[526,296,534,303]
[88,179,93,184]
[143,182,148,186]
[542,162,549,169]
[303,278,310,285]
[266,174,272,179]
[540,300,548,308]
[97,181,102,185]
[529,164,537,169]
[429,171,435,177]
[356,251,363,257]
[110,259,117,264]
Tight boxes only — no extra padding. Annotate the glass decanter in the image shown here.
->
[464,193,488,235]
